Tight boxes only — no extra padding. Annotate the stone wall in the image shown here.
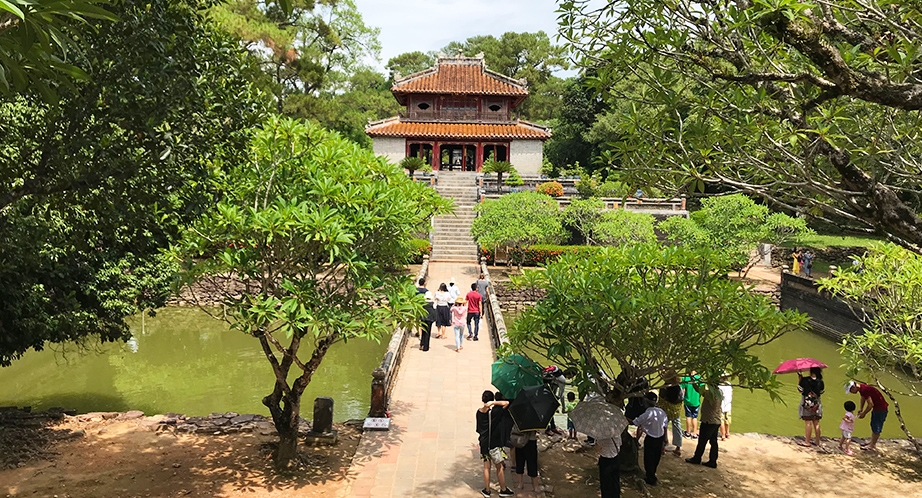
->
[779,271,867,341]
[372,137,406,164]
[771,246,868,268]
[492,280,545,313]
[509,139,544,175]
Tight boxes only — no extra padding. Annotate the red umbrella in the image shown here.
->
[773,358,828,374]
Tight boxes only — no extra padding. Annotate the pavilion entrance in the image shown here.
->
[439,144,477,172]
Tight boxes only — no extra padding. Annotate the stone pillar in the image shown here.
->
[369,367,387,418]
[312,397,334,434]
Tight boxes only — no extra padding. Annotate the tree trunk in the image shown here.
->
[497,173,504,193]
[275,392,302,468]
[876,382,922,456]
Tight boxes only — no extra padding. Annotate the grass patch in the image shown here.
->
[787,233,882,248]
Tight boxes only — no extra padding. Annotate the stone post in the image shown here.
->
[312,397,334,434]
[369,367,387,418]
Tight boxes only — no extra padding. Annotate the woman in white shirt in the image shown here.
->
[434,283,451,339]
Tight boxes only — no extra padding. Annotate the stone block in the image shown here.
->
[312,397,334,434]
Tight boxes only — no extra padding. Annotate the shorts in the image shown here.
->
[480,447,507,462]
[684,404,699,418]
[721,411,731,424]
[870,410,888,434]
[841,430,852,439]
[567,418,575,431]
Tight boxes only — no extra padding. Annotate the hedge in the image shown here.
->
[480,244,601,266]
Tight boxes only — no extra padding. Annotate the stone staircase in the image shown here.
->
[430,172,480,262]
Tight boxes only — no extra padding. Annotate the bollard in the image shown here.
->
[369,367,387,418]
[312,397,334,434]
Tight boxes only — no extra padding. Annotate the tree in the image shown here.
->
[562,198,605,245]
[470,191,565,269]
[481,159,516,193]
[560,0,922,253]
[385,50,434,81]
[210,0,380,113]
[542,76,607,173]
[399,156,429,177]
[818,243,922,452]
[508,244,807,464]
[0,0,266,367]
[659,194,810,275]
[594,210,656,246]
[0,0,116,100]
[173,116,450,468]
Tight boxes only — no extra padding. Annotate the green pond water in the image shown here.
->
[0,308,388,421]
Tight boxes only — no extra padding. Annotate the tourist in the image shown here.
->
[680,371,701,439]
[839,400,857,456]
[543,366,575,435]
[633,392,668,486]
[448,277,460,301]
[416,277,428,295]
[797,367,824,447]
[419,292,436,352]
[719,376,733,441]
[803,250,815,277]
[597,434,621,498]
[466,283,483,340]
[434,283,451,339]
[847,381,889,452]
[565,392,577,440]
[658,370,684,457]
[514,426,540,492]
[451,296,467,352]
[476,273,490,305]
[476,390,515,497]
[686,383,721,468]
[792,248,803,274]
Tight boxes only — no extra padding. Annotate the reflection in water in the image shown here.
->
[0,308,388,421]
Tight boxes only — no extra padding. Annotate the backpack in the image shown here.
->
[661,385,684,405]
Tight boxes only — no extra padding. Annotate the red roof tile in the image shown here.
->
[366,118,551,140]
[392,57,528,97]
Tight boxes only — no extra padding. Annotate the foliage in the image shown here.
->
[559,0,922,252]
[471,192,565,268]
[543,76,607,173]
[407,238,432,264]
[173,116,450,467]
[597,180,630,198]
[400,156,430,176]
[443,31,570,121]
[660,194,810,274]
[574,170,599,199]
[509,244,808,404]
[0,0,265,366]
[506,170,524,187]
[562,198,605,245]
[536,181,564,197]
[785,233,882,249]
[818,243,922,450]
[386,50,434,81]
[480,244,603,267]
[0,0,116,100]
[482,159,517,193]
[595,210,657,246]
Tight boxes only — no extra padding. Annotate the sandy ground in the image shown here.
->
[539,433,922,498]
[0,416,360,498]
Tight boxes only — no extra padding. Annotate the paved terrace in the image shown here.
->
[341,261,545,498]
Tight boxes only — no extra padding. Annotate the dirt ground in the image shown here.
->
[539,433,922,498]
[0,416,360,498]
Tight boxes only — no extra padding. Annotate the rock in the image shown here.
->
[172,463,181,468]
[230,414,257,424]
[223,412,238,418]
[120,410,144,420]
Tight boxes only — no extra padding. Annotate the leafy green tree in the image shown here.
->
[0,0,265,367]
[559,0,922,252]
[819,243,922,452]
[659,194,810,274]
[210,0,379,113]
[471,191,565,269]
[0,0,116,100]
[595,210,656,246]
[562,198,606,245]
[543,76,607,173]
[481,159,517,193]
[385,50,434,81]
[174,116,450,468]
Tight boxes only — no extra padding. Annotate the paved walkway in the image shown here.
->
[341,262,545,498]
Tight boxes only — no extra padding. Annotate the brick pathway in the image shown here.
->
[341,262,545,498]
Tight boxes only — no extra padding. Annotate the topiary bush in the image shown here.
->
[536,181,564,197]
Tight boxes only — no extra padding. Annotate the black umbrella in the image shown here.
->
[508,384,560,431]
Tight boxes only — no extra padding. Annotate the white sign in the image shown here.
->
[363,417,391,430]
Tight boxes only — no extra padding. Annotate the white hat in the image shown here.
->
[424,291,434,302]
[449,277,456,284]
[845,381,857,395]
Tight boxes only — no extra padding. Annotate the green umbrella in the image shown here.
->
[491,354,544,400]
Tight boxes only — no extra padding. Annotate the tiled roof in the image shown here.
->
[366,117,551,140]
[392,56,528,98]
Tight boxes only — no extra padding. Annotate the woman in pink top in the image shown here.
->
[451,296,467,352]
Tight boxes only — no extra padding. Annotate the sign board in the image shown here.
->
[363,417,391,430]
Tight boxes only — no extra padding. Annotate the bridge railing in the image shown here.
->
[368,256,430,417]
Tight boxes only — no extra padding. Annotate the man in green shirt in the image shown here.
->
[680,372,701,438]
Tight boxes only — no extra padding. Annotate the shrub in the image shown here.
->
[407,238,432,264]
[471,192,565,268]
[536,181,564,197]
[480,244,602,266]
[506,170,524,187]
[595,210,657,246]
[597,180,629,198]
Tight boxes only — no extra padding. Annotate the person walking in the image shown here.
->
[686,383,722,468]
[680,372,701,439]
[659,371,684,456]
[792,248,803,274]
[476,391,515,497]
[450,296,467,352]
[448,277,460,302]
[847,381,889,452]
[419,292,436,352]
[466,283,483,340]
[476,273,490,304]
[633,392,668,486]
[434,283,451,339]
[803,250,815,277]
[797,367,825,447]
[597,434,621,498]
[719,377,733,440]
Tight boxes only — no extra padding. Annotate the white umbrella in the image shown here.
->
[569,398,629,439]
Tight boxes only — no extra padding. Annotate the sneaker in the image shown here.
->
[691,434,699,440]
[499,489,515,497]
[685,457,701,465]
[683,431,691,438]
[473,337,479,341]
[703,460,718,468]
[481,489,491,497]
[845,449,855,456]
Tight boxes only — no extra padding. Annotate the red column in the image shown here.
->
[475,142,484,172]
[432,142,440,171]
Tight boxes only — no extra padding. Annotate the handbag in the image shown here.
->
[487,408,506,464]
[509,427,529,449]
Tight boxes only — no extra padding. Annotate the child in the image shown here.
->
[633,392,668,486]
[565,392,578,440]
[450,296,467,352]
[718,378,732,440]
[839,400,856,455]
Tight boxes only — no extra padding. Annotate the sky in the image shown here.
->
[352,0,567,72]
